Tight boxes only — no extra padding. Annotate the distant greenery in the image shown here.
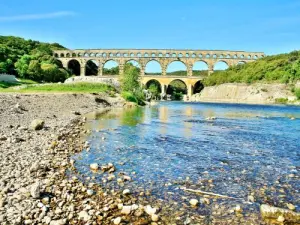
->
[0,36,70,82]
[0,82,115,93]
[204,50,300,86]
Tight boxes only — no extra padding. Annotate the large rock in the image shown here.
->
[30,182,41,198]
[260,204,300,223]
[30,119,45,130]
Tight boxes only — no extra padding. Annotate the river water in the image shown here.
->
[72,102,300,223]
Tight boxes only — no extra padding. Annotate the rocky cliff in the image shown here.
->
[191,83,299,105]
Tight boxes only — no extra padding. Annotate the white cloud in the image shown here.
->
[0,11,76,22]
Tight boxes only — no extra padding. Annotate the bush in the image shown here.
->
[275,98,288,104]
[122,91,138,103]
[295,88,300,100]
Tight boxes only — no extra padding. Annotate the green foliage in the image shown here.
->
[120,63,145,105]
[295,88,300,100]
[275,98,288,104]
[122,91,138,103]
[148,83,160,98]
[103,66,119,75]
[0,35,69,82]
[204,50,300,86]
[120,63,140,92]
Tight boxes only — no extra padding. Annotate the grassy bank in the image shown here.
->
[0,82,115,94]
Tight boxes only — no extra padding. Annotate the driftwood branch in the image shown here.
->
[181,187,249,202]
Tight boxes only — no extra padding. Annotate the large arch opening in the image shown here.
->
[193,61,209,76]
[125,60,141,74]
[193,80,204,94]
[103,60,119,75]
[145,79,162,100]
[68,59,80,76]
[145,60,162,75]
[166,79,187,100]
[167,61,187,76]
[213,61,229,71]
[85,60,98,76]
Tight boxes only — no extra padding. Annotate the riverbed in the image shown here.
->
[71,102,300,223]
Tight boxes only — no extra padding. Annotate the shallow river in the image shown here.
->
[72,102,300,222]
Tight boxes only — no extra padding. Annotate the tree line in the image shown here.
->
[0,36,70,82]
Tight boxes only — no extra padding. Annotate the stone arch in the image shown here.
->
[84,53,89,57]
[67,59,81,76]
[178,53,183,58]
[145,60,162,75]
[144,53,149,57]
[213,61,229,71]
[158,53,163,57]
[165,53,170,58]
[213,54,217,59]
[60,53,65,57]
[193,61,209,76]
[247,55,251,59]
[167,79,187,100]
[90,53,95,57]
[96,53,102,57]
[199,53,203,58]
[137,53,142,57]
[151,53,156,57]
[102,53,107,57]
[145,79,162,99]
[66,53,70,57]
[109,53,114,57]
[72,53,76,57]
[172,53,177,57]
[85,59,99,76]
[54,53,59,57]
[193,80,204,94]
[103,59,119,75]
[253,55,258,59]
[226,54,231,59]
[166,60,187,76]
[240,54,245,59]
[191,53,196,58]
[185,53,190,58]
[206,53,210,59]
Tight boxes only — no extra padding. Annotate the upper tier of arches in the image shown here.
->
[54,49,265,60]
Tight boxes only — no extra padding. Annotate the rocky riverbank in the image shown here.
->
[0,93,299,225]
[191,83,300,105]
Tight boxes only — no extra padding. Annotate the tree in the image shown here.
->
[120,63,140,92]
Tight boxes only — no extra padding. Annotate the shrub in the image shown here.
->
[295,88,300,100]
[275,98,288,104]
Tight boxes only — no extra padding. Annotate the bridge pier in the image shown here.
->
[187,84,193,101]
[161,84,166,100]
[80,66,86,76]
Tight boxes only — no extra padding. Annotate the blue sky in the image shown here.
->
[1,0,300,71]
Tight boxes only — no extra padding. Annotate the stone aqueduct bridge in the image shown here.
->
[54,49,264,97]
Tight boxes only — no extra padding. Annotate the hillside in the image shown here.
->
[0,36,69,82]
[204,50,300,86]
